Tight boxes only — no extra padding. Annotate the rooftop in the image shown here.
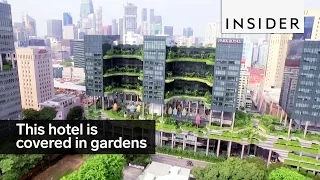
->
[137,162,190,180]
[50,94,76,103]
[263,88,281,104]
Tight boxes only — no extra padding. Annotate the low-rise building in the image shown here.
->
[137,162,191,180]
[39,94,81,120]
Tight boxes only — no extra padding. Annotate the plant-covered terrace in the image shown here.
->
[165,46,215,65]
[103,44,143,60]
[165,63,214,87]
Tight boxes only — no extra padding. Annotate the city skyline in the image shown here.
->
[10,0,220,37]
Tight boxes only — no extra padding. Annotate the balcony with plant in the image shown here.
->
[164,88,212,106]
[104,82,142,96]
[103,65,143,77]
[1,59,13,71]
[104,45,143,60]
[166,69,214,87]
[165,47,215,65]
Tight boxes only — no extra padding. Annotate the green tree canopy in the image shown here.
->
[0,154,44,179]
[61,154,125,180]
[193,158,267,180]
[23,107,57,120]
[66,106,84,120]
[268,167,310,180]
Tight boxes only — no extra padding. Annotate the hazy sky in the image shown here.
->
[8,0,320,38]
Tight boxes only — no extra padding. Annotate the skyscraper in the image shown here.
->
[264,34,292,89]
[47,19,63,39]
[22,12,37,37]
[0,1,23,120]
[124,3,137,33]
[72,39,85,68]
[119,18,124,42]
[16,47,54,110]
[164,26,173,36]
[80,0,94,18]
[212,38,243,123]
[112,19,118,35]
[242,37,254,68]
[142,8,147,22]
[279,40,303,114]
[204,22,221,48]
[95,6,103,35]
[292,40,320,127]
[152,16,162,35]
[183,27,193,38]
[150,9,155,24]
[63,12,73,26]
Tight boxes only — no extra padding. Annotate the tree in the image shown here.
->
[192,158,267,180]
[61,154,125,180]
[23,107,57,120]
[268,167,309,180]
[66,106,84,120]
[0,154,44,179]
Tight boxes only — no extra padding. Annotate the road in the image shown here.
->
[152,153,209,169]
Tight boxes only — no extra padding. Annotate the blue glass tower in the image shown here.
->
[63,12,73,26]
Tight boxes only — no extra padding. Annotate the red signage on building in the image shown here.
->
[38,49,47,54]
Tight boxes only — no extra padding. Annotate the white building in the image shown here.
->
[264,34,292,89]
[63,25,78,39]
[62,67,86,83]
[174,36,197,47]
[237,60,250,109]
[39,94,81,120]
[257,40,269,67]
[137,162,191,180]
[204,22,221,48]
[123,32,143,45]
[95,6,103,35]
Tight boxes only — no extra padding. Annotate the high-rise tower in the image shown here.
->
[124,3,137,33]
[80,0,94,18]
[0,1,23,120]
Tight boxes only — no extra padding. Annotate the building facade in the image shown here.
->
[212,38,243,114]
[164,26,173,37]
[72,39,85,68]
[279,40,303,114]
[183,27,193,38]
[124,3,137,34]
[204,22,221,48]
[47,19,63,40]
[292,40,320,127]
[237,60,250,109]
[39,94,81,120]
[264,34,292,89]
[22,12,37,37]
[0,1,23,120]
[84,35,120,97]
[16,47,54,110]
[112,19,118,35]
[257,40,269,67]
[142,36,167,105]
[63,25,78,40]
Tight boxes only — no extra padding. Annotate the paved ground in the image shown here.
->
[33,155,84,180]
[123,166,143,180]
[152,153,208,169]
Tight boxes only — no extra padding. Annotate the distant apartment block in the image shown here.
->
[16,47,54,110]
[47,19,63,40]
